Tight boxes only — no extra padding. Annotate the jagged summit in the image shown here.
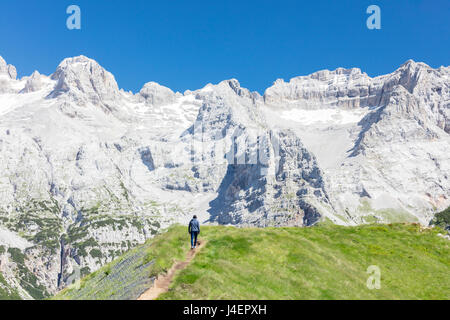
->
[52,55,110,74]
[20,70,43,93]
[0,55,17,80]
[48,55,121,107]
[393,59,433,76]
[398,59,431,70]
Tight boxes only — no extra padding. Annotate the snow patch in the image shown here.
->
[278,108,368,126]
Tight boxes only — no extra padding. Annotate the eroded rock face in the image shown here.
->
[0,55,448,298]
[208,129,329,227]
[264,67,379,109]
[183,80,329,227]
[49,56,122,109]
[263,60,449,226]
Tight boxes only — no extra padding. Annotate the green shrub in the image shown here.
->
[7,248,25,264]
[430,207,450,230]
[89,249,103,258]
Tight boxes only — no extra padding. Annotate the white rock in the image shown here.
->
[0,56,17,79]
[0,56,448,297]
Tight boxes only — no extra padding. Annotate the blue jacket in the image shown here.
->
[189,218,200,233]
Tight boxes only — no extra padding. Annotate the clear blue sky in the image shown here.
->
[0,0,448,94]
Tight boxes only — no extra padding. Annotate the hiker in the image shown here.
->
[188,215,200,249]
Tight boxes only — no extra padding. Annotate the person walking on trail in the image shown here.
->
[188,215,200,249]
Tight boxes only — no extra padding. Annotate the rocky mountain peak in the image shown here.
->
[263,66,372,109]
[0,56,448,299]
[20,71,43,93]
[0,55,17,80]
[216,79,256,99]
[396,59,430,74]
[386,60,443,96]
[138,81,177,107]
[399,59,430,70]
[48,55,120,106]
[309,67,365,80]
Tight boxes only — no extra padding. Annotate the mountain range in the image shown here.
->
[0,55,448,299]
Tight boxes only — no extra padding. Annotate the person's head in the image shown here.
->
[193,215,197,219]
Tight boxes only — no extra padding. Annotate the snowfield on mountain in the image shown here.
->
[0,55,448,299]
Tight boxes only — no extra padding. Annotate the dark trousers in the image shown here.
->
[190,231,199,247]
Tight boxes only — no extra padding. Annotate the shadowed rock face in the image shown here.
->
[0,55,448,298]
[208,130,327,227]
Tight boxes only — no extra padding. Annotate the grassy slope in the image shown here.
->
[53,225,191,300]
[54,223,450,300]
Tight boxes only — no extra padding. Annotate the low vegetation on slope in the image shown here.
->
[54,223,449,300]
[52,226,191,300]
[430,207,450,230]
[0,273,22,300]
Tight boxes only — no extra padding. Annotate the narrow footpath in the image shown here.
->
[138,241,207,300]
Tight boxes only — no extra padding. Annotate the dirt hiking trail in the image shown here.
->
[138,241,207,300]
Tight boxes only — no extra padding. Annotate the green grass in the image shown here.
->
[54,223,449,300]
[52,225,191,300]
[358,199,419,223]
